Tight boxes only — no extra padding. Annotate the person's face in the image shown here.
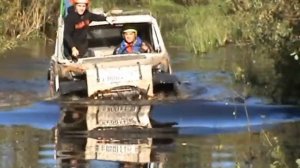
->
[123,31,137,43]
[75,3,87,15]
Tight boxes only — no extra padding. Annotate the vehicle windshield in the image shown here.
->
[88,25,122,47]
[87,23,154,49]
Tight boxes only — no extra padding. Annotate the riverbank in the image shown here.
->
[0,0,59,54]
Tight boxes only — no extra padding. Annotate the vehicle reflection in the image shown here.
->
[54,104,177,168]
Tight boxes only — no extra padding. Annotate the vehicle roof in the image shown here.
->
[89,9,156,26]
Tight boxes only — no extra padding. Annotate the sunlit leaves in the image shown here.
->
[296,159,300,168]
[290,52,299,61]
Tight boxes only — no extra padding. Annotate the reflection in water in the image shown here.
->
[54,104,176,168]
[0,126,53,168]
[272,50,300,104]
[0,101,300,167]
[52,101,300,168]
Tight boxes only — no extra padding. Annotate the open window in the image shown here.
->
[87,23,157,56]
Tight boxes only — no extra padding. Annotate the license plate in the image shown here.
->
[96,144,138,154]
[98,105,138,113]
[97,118,139,126]
[98,66,140,84]
[95,106,143,127]
[87,105,151,128]
[85,138,152,162]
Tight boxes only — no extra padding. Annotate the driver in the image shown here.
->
[113,25,152,54]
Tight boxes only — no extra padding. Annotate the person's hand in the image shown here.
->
[141,42,150,53]
[106,16,116,25]
[72,47,79,57]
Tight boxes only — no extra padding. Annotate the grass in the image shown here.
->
[0,0,59,55]
[180,1,255,54]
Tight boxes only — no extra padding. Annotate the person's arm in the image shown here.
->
[63,15,76,49]
[64,15,79,57]
[113,44,121,55]
[141,41,153,53]
[113,47,118,55]
[88,11,107,21]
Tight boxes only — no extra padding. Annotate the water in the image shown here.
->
[0,45,50,108]
[1,101,300,168]
[1,43,300,168]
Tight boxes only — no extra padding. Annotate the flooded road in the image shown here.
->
[0,45,300,168]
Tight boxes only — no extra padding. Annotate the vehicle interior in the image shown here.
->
[87,23,158,57]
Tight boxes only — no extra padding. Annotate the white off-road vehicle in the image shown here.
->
[48,9,179,99]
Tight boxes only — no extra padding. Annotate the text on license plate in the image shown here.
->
[98,66,140,84]
[96,144,138,154]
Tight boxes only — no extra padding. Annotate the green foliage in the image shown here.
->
[261,131,289,168]
[1,0,299,58]
[92,0,151,11]
[172,0,210,6]
[0,37,17,54]
[178,0,299,54]
[227,0,300,104]
[0,0,59,55]
[226,0,300,57]
[144,0,300,55]
[184,1,237,53]
[148,0,187,43]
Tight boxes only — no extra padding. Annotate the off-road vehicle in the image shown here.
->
[48,9,179,99]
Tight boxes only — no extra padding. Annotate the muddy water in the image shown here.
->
[170,45,273,104]
[0,44,300,168]
[0,43,51,108]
